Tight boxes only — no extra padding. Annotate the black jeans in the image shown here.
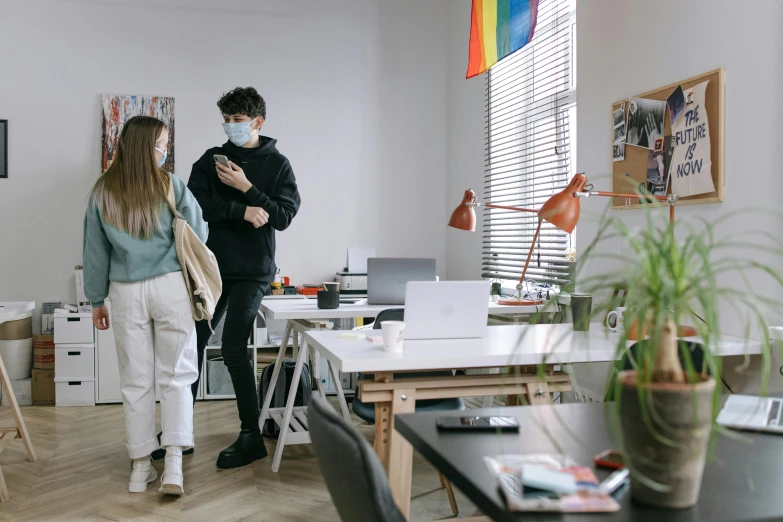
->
[193,280,269,432]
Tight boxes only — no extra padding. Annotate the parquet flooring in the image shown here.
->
[0,400,480,521]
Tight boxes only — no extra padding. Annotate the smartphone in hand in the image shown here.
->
[213,154,231,169]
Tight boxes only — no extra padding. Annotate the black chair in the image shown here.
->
[604,340,708,401]
[352,308,462,515]
[309,396,406,522]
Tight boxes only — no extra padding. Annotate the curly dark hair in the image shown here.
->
[217,87,266,119]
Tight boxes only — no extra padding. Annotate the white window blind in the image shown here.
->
[483,0,577,288]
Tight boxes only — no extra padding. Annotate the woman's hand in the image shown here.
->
[92,305,110,330]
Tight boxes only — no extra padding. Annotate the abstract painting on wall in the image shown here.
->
[101,95,175,172]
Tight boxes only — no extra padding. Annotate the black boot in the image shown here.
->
[216,429,268,469]
[151,432,195,461]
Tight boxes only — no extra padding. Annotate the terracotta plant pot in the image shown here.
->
[618,370,716,509]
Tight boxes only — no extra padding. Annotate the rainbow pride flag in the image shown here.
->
[467,0,539,78]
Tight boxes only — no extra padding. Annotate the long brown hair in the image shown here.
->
[92,116,170,239]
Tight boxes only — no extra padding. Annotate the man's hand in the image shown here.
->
[244,206,269,228]
[216,160,253,193]
[92,305,110,330]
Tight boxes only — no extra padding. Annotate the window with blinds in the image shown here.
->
[483,0,577,289]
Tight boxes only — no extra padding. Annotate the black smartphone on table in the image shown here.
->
[436,416,520,432]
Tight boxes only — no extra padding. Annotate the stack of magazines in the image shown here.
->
[484,454,621,513]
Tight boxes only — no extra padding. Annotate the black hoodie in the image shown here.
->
[188,137,301,282]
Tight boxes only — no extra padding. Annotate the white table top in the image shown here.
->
[260,297,561,321]
[305,323,762,373]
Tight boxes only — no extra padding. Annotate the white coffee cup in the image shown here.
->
[381,321,405,353]
[606,307,627,332]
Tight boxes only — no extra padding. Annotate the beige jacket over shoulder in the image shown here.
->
[167,181,222,323]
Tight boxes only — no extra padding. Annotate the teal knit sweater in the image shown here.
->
[83,174,208,307]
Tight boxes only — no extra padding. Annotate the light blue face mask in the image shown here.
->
[155,146,168,167]
[222,121,256,147]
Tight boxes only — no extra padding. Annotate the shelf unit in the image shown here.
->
[201,312,297,401]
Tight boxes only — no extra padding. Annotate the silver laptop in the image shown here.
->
[404,281,490,340]
[367,258,436,305]
[716,395,783,434]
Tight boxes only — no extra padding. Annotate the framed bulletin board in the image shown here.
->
[610,68,724,209]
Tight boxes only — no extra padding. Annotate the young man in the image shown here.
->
[185,86,301,469]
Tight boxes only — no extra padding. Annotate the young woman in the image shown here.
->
[83,115,207,496]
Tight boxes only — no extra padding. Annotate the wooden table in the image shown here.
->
[305,324,761,519]
[396,402,783,521]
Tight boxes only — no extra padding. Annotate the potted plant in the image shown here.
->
[564,204,783,508]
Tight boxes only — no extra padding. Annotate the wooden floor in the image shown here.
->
[0,400,481,521]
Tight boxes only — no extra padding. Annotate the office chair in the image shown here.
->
[309,396,406,522]
[352,308,461,515]
[604,340,708,401]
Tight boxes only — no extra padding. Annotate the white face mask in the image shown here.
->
[155,146,167,167]
[222,120,257,146]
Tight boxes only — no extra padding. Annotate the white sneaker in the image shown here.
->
[159,446,184,496]
[129,457,157,493]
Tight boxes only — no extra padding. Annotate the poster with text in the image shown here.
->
[670,81,715,197]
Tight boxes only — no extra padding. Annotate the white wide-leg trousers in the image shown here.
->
[109,272,199,459]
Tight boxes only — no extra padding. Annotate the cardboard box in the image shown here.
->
[0,318,32,341]
[1,377,32,407]
[41,302,62,335]
[33,335,55,370]
[32,369,55,406]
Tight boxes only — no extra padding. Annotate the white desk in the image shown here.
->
[260,297,560,321]
[309,324,761,373]
[257,297,565,472]
[302,324,761,518]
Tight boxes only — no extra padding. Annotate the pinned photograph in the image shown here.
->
[613,107,625,127]
[626,97,666,150]
[613,125,627,144]
[667,85,686,124]
[654,137,664,151]
[613,144,625,162]
[646,136,673,196]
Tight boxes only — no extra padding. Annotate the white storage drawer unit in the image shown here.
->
[54,311,96,406]
[55,344,95,380]
[55,379,95,406]
[54,314,94,344]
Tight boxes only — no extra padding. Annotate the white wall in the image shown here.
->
[576,0,783,335]
[447,0,783,329]
[446,0,485,281]
[575,0,783,395]
[444,0,783,393]
[0,0,448,328]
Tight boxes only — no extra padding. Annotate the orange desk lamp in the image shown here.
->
[449,173,678,306]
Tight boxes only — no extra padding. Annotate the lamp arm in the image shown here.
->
[575,191,679,223]
[469,202,539,213]
[515,220,542,297]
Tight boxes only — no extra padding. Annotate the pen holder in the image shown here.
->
[317,290,340,310]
